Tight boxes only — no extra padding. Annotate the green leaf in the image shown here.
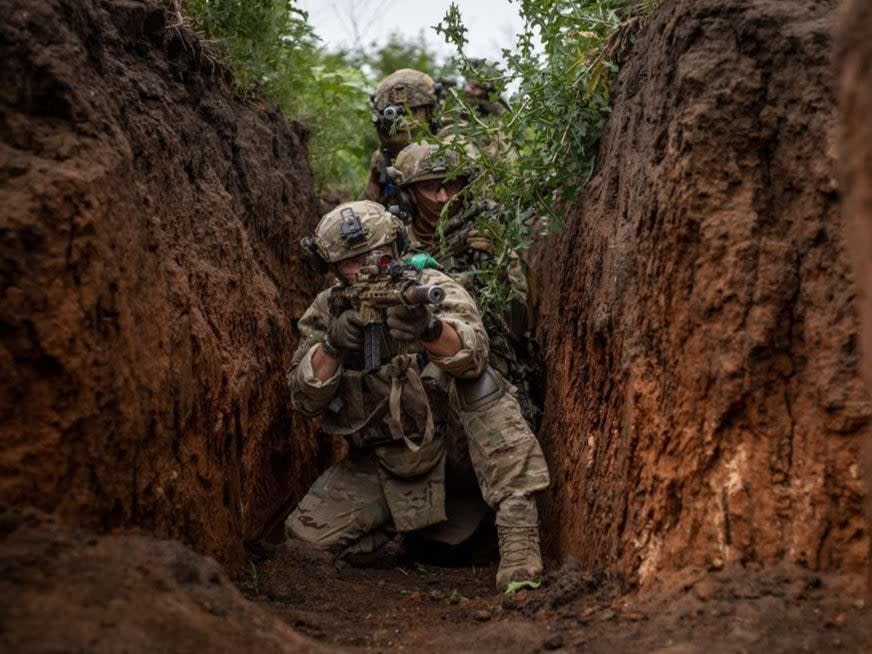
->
[504,579,542,594]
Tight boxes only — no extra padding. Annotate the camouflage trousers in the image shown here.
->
[285,385,550,557]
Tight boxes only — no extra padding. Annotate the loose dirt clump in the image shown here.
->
[0,510,329,653]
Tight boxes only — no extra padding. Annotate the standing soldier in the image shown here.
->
[388,141,539,427]
[365,69,444,207]
[286,200,549,591]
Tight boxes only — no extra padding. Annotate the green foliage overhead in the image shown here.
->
[432,0,644,322]
[183,0,372,196]
[435,0,637,221]
[180,1,458,198]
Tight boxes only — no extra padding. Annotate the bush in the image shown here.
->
[181,2,460,199]
[182,0,372,197]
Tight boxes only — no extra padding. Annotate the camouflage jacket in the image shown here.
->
[288,267,489,444]
[408,205,540,427]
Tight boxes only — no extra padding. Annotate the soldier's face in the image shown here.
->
[414,178,464,204]
[336,252,368,281]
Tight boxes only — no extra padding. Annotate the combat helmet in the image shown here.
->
[390,139,480,188]
[372,69,439,111]
[303,201,407,265]
[464,58,509,117]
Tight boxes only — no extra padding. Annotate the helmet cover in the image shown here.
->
[310,200,405,263]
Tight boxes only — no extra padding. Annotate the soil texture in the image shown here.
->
[0,511,329,653]
[0,0,328,569]
[243,541,869,653]
[838,0,872,600]
[2,512,867,653]
[534,0,869,586]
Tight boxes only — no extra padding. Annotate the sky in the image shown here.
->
[298,0,525,62]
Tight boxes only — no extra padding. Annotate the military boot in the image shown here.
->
[495,494,543,591]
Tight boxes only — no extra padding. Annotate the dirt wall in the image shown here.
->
[0,510,329,653]
[0,0,325,567]
[838,0,872,598]
[536,0,869,587]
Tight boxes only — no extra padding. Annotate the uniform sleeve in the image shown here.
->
[287,289,342,416]
[424,270,490,379]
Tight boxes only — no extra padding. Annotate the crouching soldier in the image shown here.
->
[389,141,540,427]
[285,200,550,591]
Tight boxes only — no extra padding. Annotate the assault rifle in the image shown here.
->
[330,250,445,372]
[437,203,489,264]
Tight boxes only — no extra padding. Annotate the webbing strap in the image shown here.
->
[383,357,434,452]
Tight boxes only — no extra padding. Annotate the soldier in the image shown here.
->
[388,141,539,427]
[285,200,549,591]
[365,68,444,207]
[462,58,510,119]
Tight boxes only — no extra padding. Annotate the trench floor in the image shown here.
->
[237,537,869,653]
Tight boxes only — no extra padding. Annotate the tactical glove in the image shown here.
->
[324,310,364,357]
[386,304,443,343]
[466,228,496,256]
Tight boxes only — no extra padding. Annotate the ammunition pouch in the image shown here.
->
[347,421,393,450]
[452,366,505,412]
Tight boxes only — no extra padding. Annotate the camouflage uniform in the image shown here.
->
[462,58,510,119]
[286,201,549,589]
[365,69,442,207]
[390,142,541,428]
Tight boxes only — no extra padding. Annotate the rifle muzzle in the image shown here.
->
[405,285,446,305]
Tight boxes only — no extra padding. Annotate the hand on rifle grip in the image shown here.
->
[386,305,442,343]
[326,310,364,357]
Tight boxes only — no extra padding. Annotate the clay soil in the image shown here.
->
[240,537,870,653]
[3,512,868,653]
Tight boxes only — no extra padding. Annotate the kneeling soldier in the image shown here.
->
[285,200,549,590]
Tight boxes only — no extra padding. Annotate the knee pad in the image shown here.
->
[453,366,506,412]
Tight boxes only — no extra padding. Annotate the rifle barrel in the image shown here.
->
[405,285,445,305]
